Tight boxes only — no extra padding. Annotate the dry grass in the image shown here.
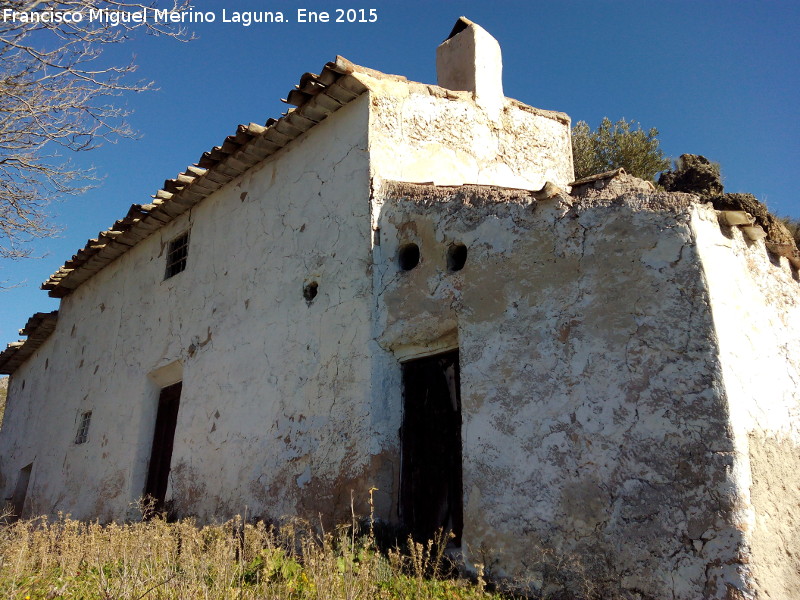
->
[779,215,800,246]
[0,509,509,600]
[0,377,7,429]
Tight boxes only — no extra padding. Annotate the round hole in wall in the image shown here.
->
[447,243,468,271]
[303,281,319,302]
[398,243,420,271]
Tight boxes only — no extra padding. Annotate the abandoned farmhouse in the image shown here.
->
[1,18,799,600]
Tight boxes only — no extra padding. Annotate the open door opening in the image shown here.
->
[400,350,463,546]
[9,463,32,520]
[144,381,181,511]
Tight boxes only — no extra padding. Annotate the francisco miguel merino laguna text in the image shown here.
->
[2,8,379,27]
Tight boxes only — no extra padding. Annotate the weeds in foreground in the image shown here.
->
[0,510,507,600]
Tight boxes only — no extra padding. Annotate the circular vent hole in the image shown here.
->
[447,243,468,271]
[398,243,420,271]
[303,281,318,302]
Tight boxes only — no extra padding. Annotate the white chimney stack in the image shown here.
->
[436,17,505,119]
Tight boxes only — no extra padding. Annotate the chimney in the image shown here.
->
[436,17,504,118]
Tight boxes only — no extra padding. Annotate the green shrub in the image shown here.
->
[572,117,670,182]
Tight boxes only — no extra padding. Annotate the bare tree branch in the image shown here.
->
[0,0,192,259]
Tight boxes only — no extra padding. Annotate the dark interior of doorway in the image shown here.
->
[9,462,32,520]
[144,381,182,510]
[400,349,463,546]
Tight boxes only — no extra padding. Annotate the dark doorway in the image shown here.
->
[144,382,182,509]
[9,463,32,520]
[400,350,463,545]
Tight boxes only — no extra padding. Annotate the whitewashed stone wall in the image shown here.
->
[0,96,380,522]
[1,61,797,600]
[0,79,574,525]
[693,207,800,599]
[373,181,800,599]
[362,73,573,193]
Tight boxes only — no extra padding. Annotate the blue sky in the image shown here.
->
[1,0,799,343]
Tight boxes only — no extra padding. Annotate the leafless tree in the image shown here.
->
[0,1,191,259]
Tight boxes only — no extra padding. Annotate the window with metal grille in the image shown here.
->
[164,231,190,279]
[75,411,92,444]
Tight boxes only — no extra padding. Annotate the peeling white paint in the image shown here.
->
[374,182,800,599]
[693,204,800,598]
[0,53,797,600]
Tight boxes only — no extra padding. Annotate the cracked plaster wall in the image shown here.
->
[372,184,792,599]
[0,95,395,523]
[693,207,800,599]
[0,80,573,526]
[1,68,797,599]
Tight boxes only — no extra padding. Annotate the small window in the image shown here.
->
[75,411,92,444]
[164,231,190,279]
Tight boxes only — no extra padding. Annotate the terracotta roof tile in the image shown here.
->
[42,56,371,298]
[0,311,59,375]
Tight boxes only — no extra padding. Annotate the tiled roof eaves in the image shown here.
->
[41,56,371,298]
[0,311,59,375]
[41,55,570,298]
